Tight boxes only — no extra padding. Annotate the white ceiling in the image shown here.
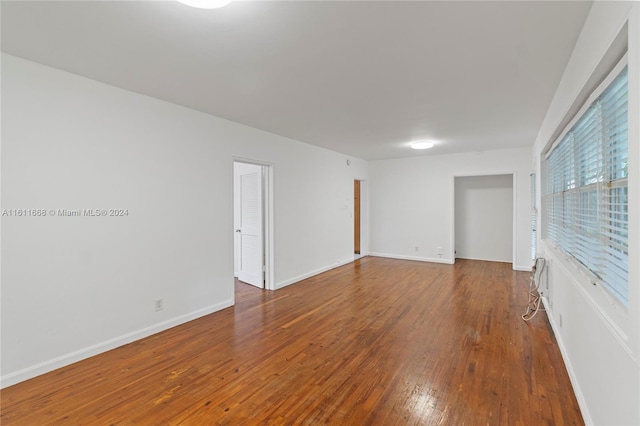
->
[1,0,592,160]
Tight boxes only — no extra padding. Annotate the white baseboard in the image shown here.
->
[368,252,454,264]
[0,299,233,389]
[454,255,524,267]
[276,258,356,289]
[540,297,593,425]
[513,265,533,271]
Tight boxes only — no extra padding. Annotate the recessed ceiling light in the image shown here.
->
[177,0,233,9]
[410,141,435,150]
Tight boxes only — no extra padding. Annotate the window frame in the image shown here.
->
[542,54,629,306]
[531,173,537,261]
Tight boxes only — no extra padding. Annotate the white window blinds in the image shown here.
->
[542,61,628,305]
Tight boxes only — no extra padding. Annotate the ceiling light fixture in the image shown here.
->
[410,141,435,150]
[177,0,233,9]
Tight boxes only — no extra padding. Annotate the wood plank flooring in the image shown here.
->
[0,257,583,425]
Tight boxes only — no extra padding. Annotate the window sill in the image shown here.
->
[541,239,632,355]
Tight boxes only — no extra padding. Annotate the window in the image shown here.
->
[542,59,628,305]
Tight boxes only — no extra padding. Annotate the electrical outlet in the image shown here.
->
[436,246,443,256]
[415,246,419,252]
[155,298,164,312]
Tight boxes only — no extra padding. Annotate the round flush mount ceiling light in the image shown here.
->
[410,141,435,150]
[177,0,233,9]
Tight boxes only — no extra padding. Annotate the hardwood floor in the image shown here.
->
[1,257,583,425]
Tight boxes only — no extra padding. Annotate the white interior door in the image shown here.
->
[236,164,264,288]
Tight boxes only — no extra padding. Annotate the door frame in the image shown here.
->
[451,171,517,268]
[353,177,368,257]
[233,157,275,291]
[354,179,361,255]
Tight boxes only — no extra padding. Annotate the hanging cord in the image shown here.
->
[522,257,546,321]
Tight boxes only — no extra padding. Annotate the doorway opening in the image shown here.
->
[353,178,367,260]
[454,174,515,266]
[354,179,361,256]
[233,160,274,291]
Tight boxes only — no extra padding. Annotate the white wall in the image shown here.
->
[0,53,368,387]
[369,148,532,270]
[532,2,640,425]
[455,174,513,263]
